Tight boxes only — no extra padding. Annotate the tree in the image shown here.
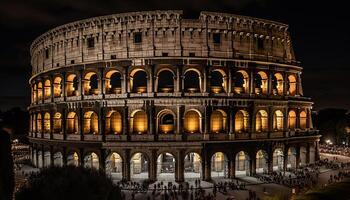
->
[15,166,122,200]
[0,128,14,200]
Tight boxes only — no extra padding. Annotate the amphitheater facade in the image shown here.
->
[28,10,320,182]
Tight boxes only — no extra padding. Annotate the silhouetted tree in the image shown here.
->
[15,166,122,200]
[0,123,14,200]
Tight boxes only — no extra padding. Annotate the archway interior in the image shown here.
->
[106,71,122,94]
[184,110,200,133]
[132,71,147,93]
[158,70,174,92]
[235,151,250,177]
[233,71,249,94]
[235,110,249,133]
[287,148,297,169]
[256,150,268,174]
[106,153,123,180]
[53,112,62,133]
[66,74,79,96]
[44,79,51,99]
[211,152,228,179]
[67,112,78,134]
[67,152,79,166]
[210,71,225,93]
[210,110,226,133]
[273,148,284,171]
[83,111,99,134]
[131,110,148,134]
[184,153,202,180]
[300,146,307,166]
[84,152,99,170]
[184,70,200,93]
[44,151,51,167]
[53,77,62,97]
[106,111,122,134]
[130,153,148,181]
[159,113,175,134]
[157,153,176,181]
[53,152,63,167]
[254,72,268,94]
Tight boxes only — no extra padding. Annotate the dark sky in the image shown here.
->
[0,0,349,111]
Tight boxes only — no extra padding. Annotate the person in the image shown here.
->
[0,118,14,200]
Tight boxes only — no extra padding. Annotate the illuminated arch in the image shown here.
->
[287,75,297,96]
[106,152,123,179]
[210,110,227,133]
[53,152,63,167]
[235,110,249,133]
[184,109,201,133]
[273,110,284,131]
[105,70,122,94]
[235,151,250,176]
[83,111,99,134]
[273,148,284,171]
[184,152,202,180]
[83,72,99,95]
[43,112,51,133]
[288,110,296,130]
[157,109,175,134]
[256,150,268,174]
[32,84,37,102]
[67,112,79,134]
[84,152,99,170]
[44,79,51,99]
[211,152,228,178]
[130,110,148,134]
[210,69,227,93]
[37,82,43,100]
[157,152,176,180]
[255,110,268,132]
[67,152,79,166]
[255,71,268,94]
[130,152,149,181]
[66,74,79,96]
[300,111,307,129]
[287,147,297,169]
[130,69,148,93]
[53,112,62,133]
[273,73,284,95]
[233,70,249,94]
[37,113,42,133]
[53,76,62,97]
[105,111,122,134]
[184,68,201,93]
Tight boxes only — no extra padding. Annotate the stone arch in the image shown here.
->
[67,152,79,166]
[130,110,148,134]
[210,109,227,133]
[288,110,296,130]
[84,152,99,170]
[36,113,42,133]
[287,74,297,96]
[44,79,51,99]
[184,109,201,133]
[105,110,122,134]
[37,82,43,100]
[272,73,284,95]
[235,151,250,176]
[37,150,43,168]
[300,146,307,166]
[255,110,268,132]
[130,68,148,93]
[255,71,268,94]
[235,110,249,133]
[184,68,201,93]
[256,150,268,174]
[130,152,149,181]
[273,148,284,171]
[273,110,284,131]
[211,152,229,179]
[44,151,51,168]
[53,112,62,134]
[157,152,176,181]
[233,70,249,94]
[67,112,79,134]
[300,111,307,129]
[83,71,99,95]
[184,152,202,180]
[53,152,63,167]
[43,112,51,133]
[210,69,227,93]
[83,111,99,134]
[105,70,122,94]
[287,147,297,169]
[157,68,175,93]
[157,109,176,134]
[53,76,62,97]
[66,73,79,96]
[106,152,123,180]
[32,83,37,102]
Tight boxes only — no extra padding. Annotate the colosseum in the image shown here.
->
[28,10,320,182]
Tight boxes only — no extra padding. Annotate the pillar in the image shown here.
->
[100,149,106,171]
[123,149,131,181]
[267,150,273,173]
[296,146,301,168]
[306,143,310,164]
[283,148,288,172]
[149,150,157,182]
[202,150,211,181]
[229,105,234,134]
[250,155,256,176]
[249,70,254,94]
[229,157,235,179]
[175,150,184,182]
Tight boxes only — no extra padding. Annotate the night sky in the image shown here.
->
[0,0,349,111]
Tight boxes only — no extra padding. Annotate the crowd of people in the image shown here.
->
[320,144,350,157]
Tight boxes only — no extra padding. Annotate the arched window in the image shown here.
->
[105,70,122,94]
[32,114,37,133]
[287,75,297,96]
[273,110,284,131]
[210,70,226,93]
[130,70,147,93]
[256,110,268,132]
[53,112,62,133]
[255,71,268,94]
[83,72,99,95]
[37,82,43,100]
[233,70,249,94]
[210,110,227,133]
[288,110,296,130]
[184,110,200,133]
[131,110,148,134]
[43,112,51,133]
[53,77,62,98]
[184,69,201,93]
[157,70,174,93]
[272,73,284,95]
[235,110,249,133]
[66,74,79,96]
[37,113,42,133]
[158,111,175,134]
[44,79,51,99]
[67,112,78,134]
[83,111,99,134]
[33,84,37,102]
[300,111,307,129]
[106,111,122,134]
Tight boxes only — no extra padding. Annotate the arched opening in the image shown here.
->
[158,110,175,134]
[53,112,62,134]
[84,152,99,170]
[287,75,297,96]
[44,79,51,99]
[210,70,226,93]
[43,112,51,133]
[105,70,122,94]
[255,71,268,94]
[32,149,37,167]
[233,70,249,94]
[37,82,43,100]
[300,146,307,166]
[272,73,284,95]
[273,110,284,131]
[255,110,268,132]
[106,152,123,180]
[66,112,78,134]
[273,148,284,171]
[310,145,316,164]
[83,111,99,134]
[32,114,36,133]
[211,152,228,179]
[157,153,176,181]
[53,77,62,97]
[44,151,51,167]
[67,152,79,166]
[53,152,63,167]
[157,70,174,93]
[210,110,227,133]
[37,113,42,133]
[287,147,297,169]
[33,84,37,102]
[184,110,201,133]
[130,153,149,181]
[37,151,43,168]
[184,69,201,93]
[235,151,250,177]
[105,111,122,134]
[131,110,148,134]
[235,110,249,133]
[83,72,99,95]
[300,111,307,129]
[256,150,268,174]
[131,70,148,93]
[288,110,296,130]
[66,74,79,97]
[184,152,202,180]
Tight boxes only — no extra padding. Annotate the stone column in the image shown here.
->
[100,68,105,97]
[79,108,84,141]
[100,107,105,141]
[268,107,274,138]
[62,109,67,140]
[100,149,106,171]
[296,146,301,168]
[250,154,256,176]
[283,73,288,96]
[148,101,155,135]
[149,150,157,182]
[79,148,85,167]
[249,70,254,94]
[123,106,129,136]
[149,65,154,94]
[177,105,184,137]
[267,149,273,173]
[62,147,67,166]
[204,105,211,134]
[306,143,310,164]
[229,156,235,179]
[175,150,184,182]
[79,69,84,97]
[123,149,131,181]
[62,71,66,101]
[283,107,289,137]
[228,68,232,94]
[315,140,320,161]
[283,147,288,172]
[268,72,273,95]
[229,105,234,134]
